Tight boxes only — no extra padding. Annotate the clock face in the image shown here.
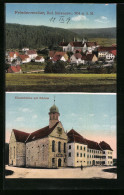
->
[57,127,62,135]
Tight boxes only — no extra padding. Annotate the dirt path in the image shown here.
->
[5,165,117,179]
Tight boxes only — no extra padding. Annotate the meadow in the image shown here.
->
[6,73,116,92]
[88,38,116,47]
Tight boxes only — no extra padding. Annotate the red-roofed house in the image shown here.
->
[7,65,22,73]
[52,52,68,63]
[8,51,19,62]
[25,50,38,59]
[18,55,31,63]
[106,50,116,61]
[35,56,45,63]
[98,46,116,59]
[70,53,83,64]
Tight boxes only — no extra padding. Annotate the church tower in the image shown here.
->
[49,100,60,128]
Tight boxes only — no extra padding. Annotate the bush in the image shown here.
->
[45,61,66,73]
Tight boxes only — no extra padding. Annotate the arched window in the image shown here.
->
[58,142,61,152]
[52,140,55,152]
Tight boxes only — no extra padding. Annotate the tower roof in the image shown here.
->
[49,104,59,114]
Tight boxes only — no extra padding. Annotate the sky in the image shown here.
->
[6,3,116,28]
[6,92,117,158]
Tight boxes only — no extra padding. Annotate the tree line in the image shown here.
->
[6,23,81,49]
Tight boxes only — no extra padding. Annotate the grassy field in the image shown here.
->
[6,73,116,92]
[88,38,116,47]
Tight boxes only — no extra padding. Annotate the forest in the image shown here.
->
[6,23,116,49]
[6,23,80,49]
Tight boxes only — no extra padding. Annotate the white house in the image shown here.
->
[22,48,29,52]
[106,50,116,61]
[18,55,31,63]
[35,56,45,63]
[7,52,19,62]
[25,50,38,60]
[70,53,83,64]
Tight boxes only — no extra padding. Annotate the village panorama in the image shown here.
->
[6,37,116,74]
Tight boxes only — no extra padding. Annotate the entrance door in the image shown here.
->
[58,158,61,167]
[92,160,95,166]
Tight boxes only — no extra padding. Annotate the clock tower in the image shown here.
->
[49,101,60,128]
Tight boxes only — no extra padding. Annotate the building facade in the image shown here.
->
[9,103,113,168]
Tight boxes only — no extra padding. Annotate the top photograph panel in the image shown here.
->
[5,3,116,92]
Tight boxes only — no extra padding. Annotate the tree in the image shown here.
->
[44,61,53,73]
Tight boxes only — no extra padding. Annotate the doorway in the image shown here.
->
[92,160,95,166]
[58,158,61,167]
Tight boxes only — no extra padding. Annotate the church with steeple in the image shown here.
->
[9,100,113,168]
[9,101,68,168]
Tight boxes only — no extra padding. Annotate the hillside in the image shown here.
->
[6,24,116,49]
[68,27,116,38]
[6,23,81,49]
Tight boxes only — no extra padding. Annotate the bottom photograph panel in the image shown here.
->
[5,92,117,179]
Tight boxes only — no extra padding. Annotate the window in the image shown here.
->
[68,152,71,157]
[80,146,82,150]
[77,145,79,150]
[92,155,93,158]
[80,153,82,157]
[84,147,85,151]
[14,147,15,159]
[92,150,93,153]
[58,141,61,152]
[77,152,79,157]
[64,143,66,153]
[52,158,55,164]
[84,153,85,157]
[69,145,71,149]
[87,155,89,158]
[52,140,55,152]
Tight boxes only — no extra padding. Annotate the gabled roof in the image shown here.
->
[54,52,66,56]
[26,122,59,142]
[85,139,102,150]
[59,42,69,46]
[49,51,56,58]
[26,50,37,55]
[110,50,116,56]
[98,46,116,52]
[74,53,82,59]
[9,65,22,73]
[99,141,113,151]
[67,129,87,145]
[35,56,44,60]
[85,54,94,61]
[70,42,84,47]
[13,129,30,143]
[86,42,97,47]
[19,55,30,61]
[52,55,62,62]
[9,52,19,57]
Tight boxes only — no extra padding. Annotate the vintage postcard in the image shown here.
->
[5,3,116,93]
[5,92,117,179]
[3,3,118,190]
